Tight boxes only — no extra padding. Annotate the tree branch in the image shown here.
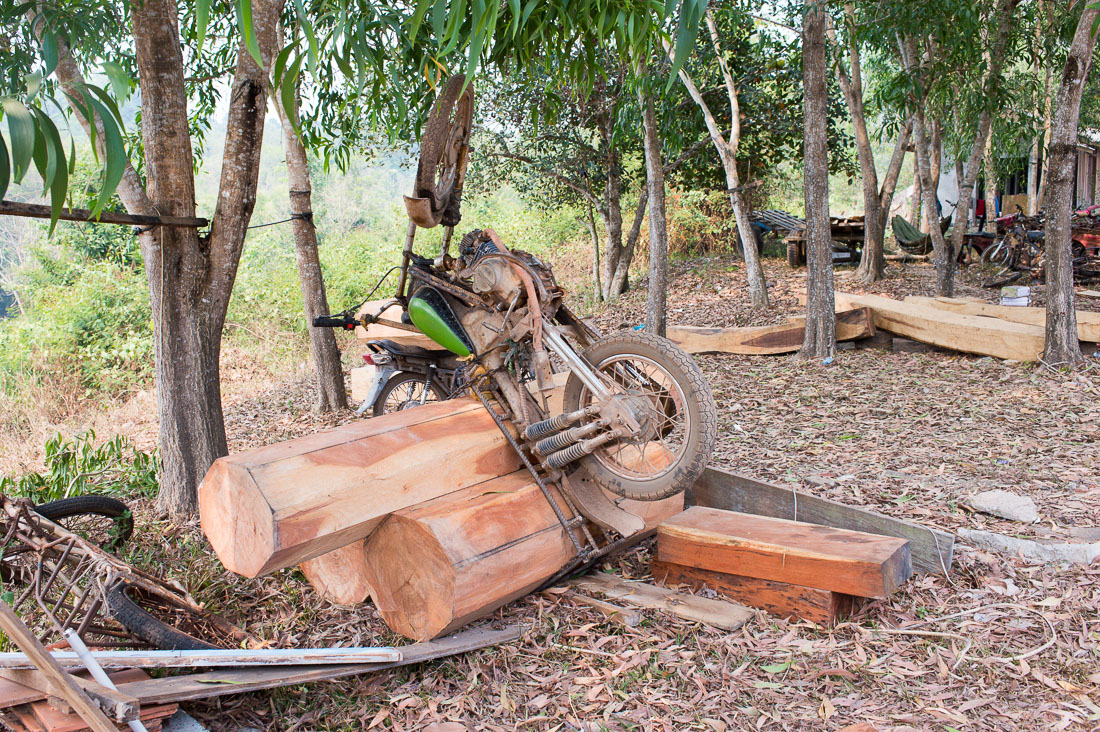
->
[487,151,602,210]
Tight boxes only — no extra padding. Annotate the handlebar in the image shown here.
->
[312,313,360,330]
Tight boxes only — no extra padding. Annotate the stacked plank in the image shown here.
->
[832,292,1047,360]
[200,397,681,640]
[0,670,176,732]
[653,506,912,625]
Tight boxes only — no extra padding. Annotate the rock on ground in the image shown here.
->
[963,489,1039,523]
[959,528,1100,565]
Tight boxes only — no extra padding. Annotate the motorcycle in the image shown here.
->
[315,75,717,568]
[355,339,464,417]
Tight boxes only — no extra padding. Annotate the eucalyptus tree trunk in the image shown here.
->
[136,0,281,516]
[827,5,886,283]
[908,158,922,226]
[584,198,603,301]
[41,0,281,516]
[878,121,912,235]
[901,36,953,295]
[670,11,768,309]
[1036,0,1054,209]
[280,88,347,412]
[949,0,1018,270]
[639,84,668,337]
[800,0,835,359]
[1042,5,1097,366]
[984,137,998,220]
[596,116,649,301]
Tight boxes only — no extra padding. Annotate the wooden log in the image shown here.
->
[652,561,856,626]
[831,292,1045,360]
[691,466,954,575]
[0,670,139,722]
[300,540,373,605]
[667,308,874,355]
[907,296,1100,343]
[362,471,684,640]
[569,572,753,630]
[657,507,912,598]
[199,398,522,577]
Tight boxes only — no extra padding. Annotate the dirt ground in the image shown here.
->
[17,259,1100,731]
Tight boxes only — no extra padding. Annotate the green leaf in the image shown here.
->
[2,99,35,183]
[0,132,10,201]
[25,72,43,100]
[273,44,295,87]
[432,0,448,40]
[291,0,320,72]
[103,62,132,104]
[280,54,304,136]
[84,94,126,216]
[670,0,705,82]
[41,31,59,76]
[84,85,126,131]
[34,110,67,233]
[195,0,211,55]
[760,661,791,673]
[234,0,264,68]
[408,0,431,45]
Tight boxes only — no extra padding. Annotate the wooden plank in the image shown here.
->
[564,593,642,628]
[657,507,911,599]
[831,291,1045,360]
[0,671,139,723]
[907,296,1100,343]
[0,601,117,732]
[0,200,207,228]
[691,466,954,575]
[1079,289,1100,299]
[30,697,176,732]
[667,308,874,355]
[570,573,753,631]
[0,676,49,709]
[199,398,524,577]
[354,300,438,348]
[110,626,521,705]
[0,647,400,671]
[652,561,856,626]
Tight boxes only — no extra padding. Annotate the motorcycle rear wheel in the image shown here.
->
[562,332,717,501]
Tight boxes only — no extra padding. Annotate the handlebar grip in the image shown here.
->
[312,314,359,330]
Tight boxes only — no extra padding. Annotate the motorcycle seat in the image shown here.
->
[369,339,452,358]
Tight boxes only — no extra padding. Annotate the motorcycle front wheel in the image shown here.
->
[562,331,717,501]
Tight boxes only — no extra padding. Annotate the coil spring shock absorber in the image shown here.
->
[533,421,607,456]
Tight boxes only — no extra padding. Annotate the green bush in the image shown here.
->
[0,430,159,503]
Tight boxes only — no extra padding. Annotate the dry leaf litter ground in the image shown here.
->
[12,259,1100,731]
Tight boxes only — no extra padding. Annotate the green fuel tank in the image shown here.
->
[407,287,474,357]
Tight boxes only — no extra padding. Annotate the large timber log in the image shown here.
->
[362,471,684,641]
[199,399,522,578]
[667,308,874,355]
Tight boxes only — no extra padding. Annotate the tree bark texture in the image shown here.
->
[639,84,669,337]
[878,120,912,234]
[800,1,835,359]
[949,0,1019,279]
[280,85,347,412]
[1042,5,1097,366]
[901,37,952,296]
[827,5,885,283]
[130,0,280,516]
[671,14,768,309]
[585,197,604,301]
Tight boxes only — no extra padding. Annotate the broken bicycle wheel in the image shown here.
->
[406,74,474,228]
